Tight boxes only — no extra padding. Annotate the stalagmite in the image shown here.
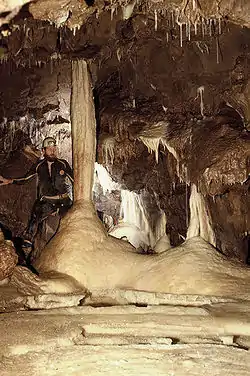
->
[28,60,250,300]
[154,234,171,254]
[33,59,109,283]
[186,184,216,246]
[154,210,167,243]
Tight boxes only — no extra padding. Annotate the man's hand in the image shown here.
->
[0,175,13,186]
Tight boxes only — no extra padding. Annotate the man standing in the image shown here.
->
[0,137,74,248]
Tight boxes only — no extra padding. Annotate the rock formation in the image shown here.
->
[0,229,18,282]
[0,0,249,290]
[0,3,250,375]
[31,60,250,300]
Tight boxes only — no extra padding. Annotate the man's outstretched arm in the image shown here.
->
[0,162,38,186]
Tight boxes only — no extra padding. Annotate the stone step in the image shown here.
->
[84,288,243,307]
[0,284,242,313]
[0,286,86,312]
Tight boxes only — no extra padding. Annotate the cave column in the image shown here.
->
[71,59,96,202]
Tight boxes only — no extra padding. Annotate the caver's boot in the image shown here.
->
[22,239,33,260]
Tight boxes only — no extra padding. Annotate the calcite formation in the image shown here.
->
[0,230,18,282]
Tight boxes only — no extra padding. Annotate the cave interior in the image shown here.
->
[0,1,250,374]
[0,0,249,262]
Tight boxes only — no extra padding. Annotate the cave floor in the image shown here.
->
[1,281,250,375]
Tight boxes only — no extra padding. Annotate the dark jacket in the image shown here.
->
[13,158,74,199]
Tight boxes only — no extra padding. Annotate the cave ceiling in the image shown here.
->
[2,1,250,29]
[1,0,250,121]
[0,1,249,182]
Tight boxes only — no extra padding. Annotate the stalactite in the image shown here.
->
[110,6,115,21]
[209,18,212,36]
[197,86,205,117]
[201,17,205,38]
[94,162,119,195]
[138,136,161,163]
[179,22,183,47]
[187,19,191,40]
[194,21,197,35]
[119,189,155,247]
[122,0,136,20]
[101,135,116,166]
[218,16,222,34]
[94,163,163,249]
[154,9,158,31]
[216,37,219,64]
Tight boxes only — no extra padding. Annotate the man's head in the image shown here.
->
[42,137,57,161]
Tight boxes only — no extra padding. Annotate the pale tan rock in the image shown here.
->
[35,218,250,297]
[0,0,30,13]
[79,313,250,338]
[1,328,250,376]
[1,300,250,353]
[220,335,234,345]
[0,231,18,282]
[10,265,86,294]
[153,234,171,253]
[83,289,240,307]
[234,336,250,349]
[32,60,250,301]
[1,301,250,375]
[74,335,173,346]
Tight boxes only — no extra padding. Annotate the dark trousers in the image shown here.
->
[24,196,72,242]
